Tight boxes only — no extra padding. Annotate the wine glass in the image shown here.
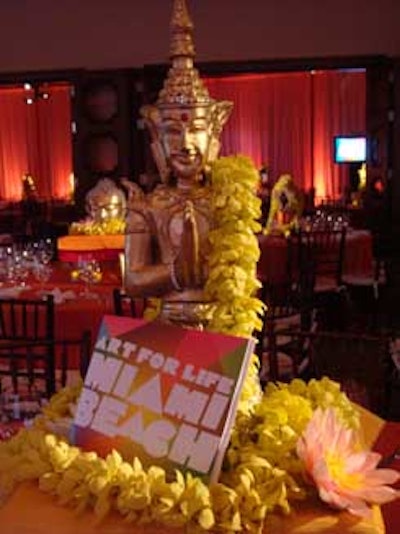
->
[37,239,54,265]
[0,247,9,285]
[11,247,30,288]
[33,262,53,295]
[78,259,102,299]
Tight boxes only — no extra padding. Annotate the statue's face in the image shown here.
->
[159,105,212,179]
[141,100,231,183]
[100,194,126,221]
[86,179,126,221]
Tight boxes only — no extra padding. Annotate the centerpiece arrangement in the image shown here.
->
[0,155,398,534]
[0,1,398,532]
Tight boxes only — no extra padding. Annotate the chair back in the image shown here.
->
[300,227,347,290]
[256,233,316,382]
[0,330,91,406]
[310,330,391,417]
[113,288,145,317]
[0,295,55,341]
[262,234,315,315]
[56,329,92,388]
[0,295,56,396]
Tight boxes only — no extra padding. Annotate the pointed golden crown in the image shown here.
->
[156,0,213,107]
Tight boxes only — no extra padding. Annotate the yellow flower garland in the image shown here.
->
[205,155,264,339]
[0,155,364,532]
[0,378,360,533]
[204,155,265,413]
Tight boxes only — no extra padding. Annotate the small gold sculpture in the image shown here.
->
[351,162,367,207]
[22,173,38,200]
[124,0,232,327]
[85,178,127,223]
[264,173,304,237]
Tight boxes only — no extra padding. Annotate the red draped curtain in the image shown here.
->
[312,70,366,201]
[204,70,365,201]
[0,83,73,201]
[0,88,29,199]
[0,73,365,202]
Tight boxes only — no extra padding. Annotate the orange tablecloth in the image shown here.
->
[257,229,374,283]
[373,420,400,534]
[0,407,389,533]
[58,235,125,262]
[0,484,384,534]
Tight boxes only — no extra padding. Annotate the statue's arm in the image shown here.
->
[124,208,176,298]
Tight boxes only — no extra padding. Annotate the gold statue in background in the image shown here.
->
[85,178,127,223]
[124,0,232,327]
[264,173,304,237]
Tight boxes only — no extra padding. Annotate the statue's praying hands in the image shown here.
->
[173,201,203,289]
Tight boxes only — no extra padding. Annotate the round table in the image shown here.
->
[257,229,374,283]
[0,406,389,534]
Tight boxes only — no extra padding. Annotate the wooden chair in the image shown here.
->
[112,287,146,317]
[299,227,347,294]
[55,329,92,387]
[0,295,56,396]
[299,227,349,330]
[0,294,55,340]
[342,257,387,331]
[256,233,316,383]
[0,330,92,397]
[309,330,392,417]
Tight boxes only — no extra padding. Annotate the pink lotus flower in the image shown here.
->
[297,407,400,518]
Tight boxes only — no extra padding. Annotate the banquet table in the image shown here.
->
[57,234,125,262]
[257,229,374,283]
[1,407,398,533]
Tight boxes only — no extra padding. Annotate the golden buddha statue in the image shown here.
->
[85,178,127,223]
[124,0,232,327]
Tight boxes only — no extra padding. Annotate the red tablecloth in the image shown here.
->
[344,230,374,277]
[0,262,121,368]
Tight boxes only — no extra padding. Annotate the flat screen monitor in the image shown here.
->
[334,135,367,163]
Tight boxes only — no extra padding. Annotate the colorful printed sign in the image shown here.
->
[72,315,254,483]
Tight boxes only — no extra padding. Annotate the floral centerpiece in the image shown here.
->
[0,156,398,533]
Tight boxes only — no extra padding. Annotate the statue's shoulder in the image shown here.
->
[125,187,151,232]
[121,179,145,204]
[192,185,211,206]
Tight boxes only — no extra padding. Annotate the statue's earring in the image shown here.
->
[206,138,221,169]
